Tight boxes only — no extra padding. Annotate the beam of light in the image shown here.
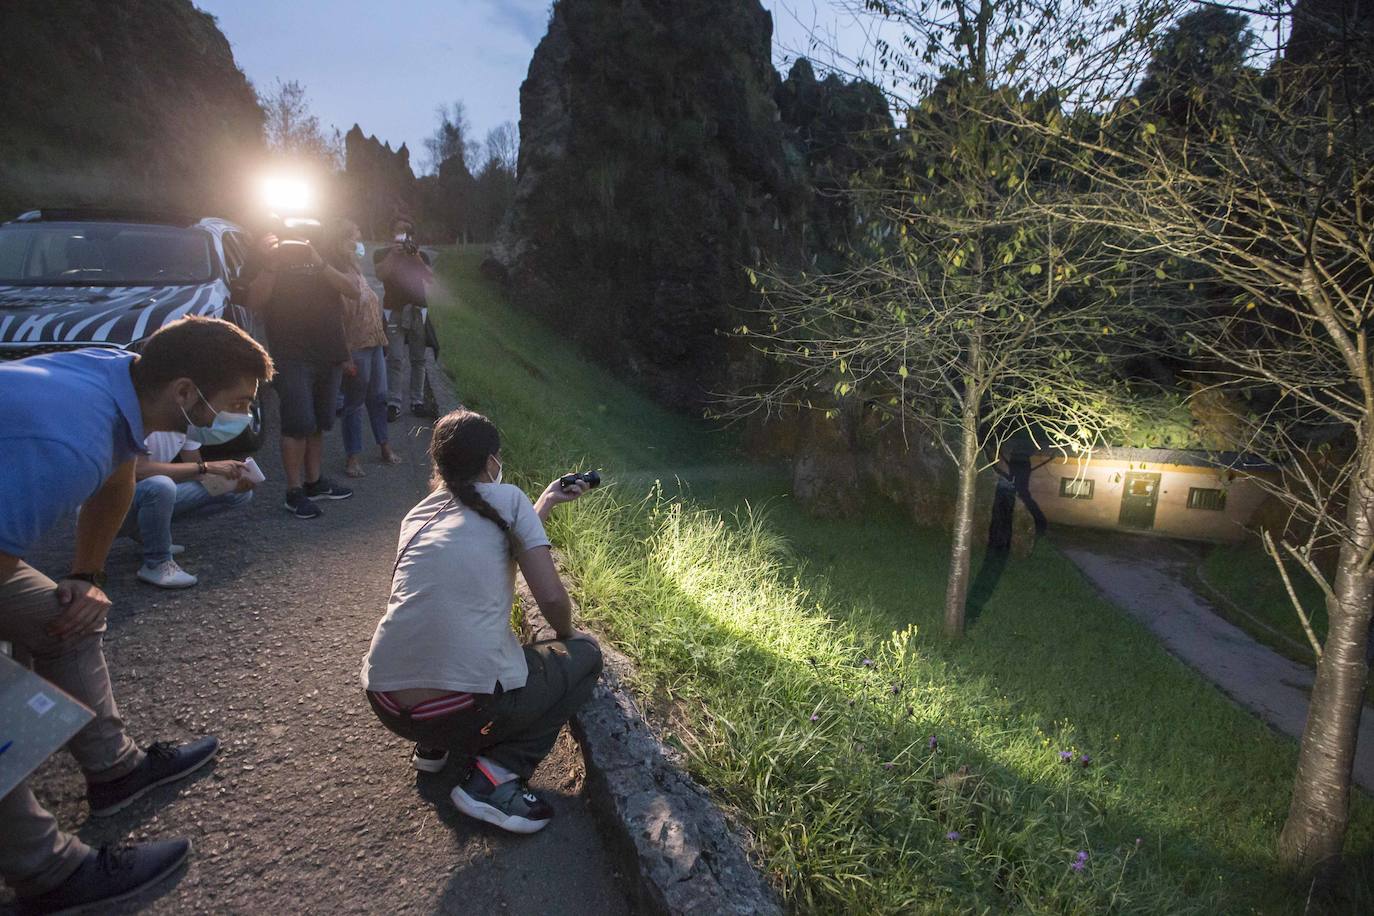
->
[258,174,314,215]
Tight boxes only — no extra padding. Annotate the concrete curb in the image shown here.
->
[427,355,782,915]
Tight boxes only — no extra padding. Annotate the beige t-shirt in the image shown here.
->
[360,483,551,694]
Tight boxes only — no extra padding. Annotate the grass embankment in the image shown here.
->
[428,249,1374,914]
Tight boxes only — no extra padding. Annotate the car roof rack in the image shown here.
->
[10,208,200,228]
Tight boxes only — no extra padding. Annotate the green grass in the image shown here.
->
[1198,541,1329,662]
[428,248,1374,913]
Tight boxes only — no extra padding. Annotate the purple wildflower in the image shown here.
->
[1080,754,1092,768]
[862,658,875,668]
[928,735,938,750]
[891,683,902,695]
[1058,750,1073,763]
[883,762,895,770]
[946,831,961,841]
[1135,837,1143,847]
[810,714,820,722]
[1070,850,1088,872]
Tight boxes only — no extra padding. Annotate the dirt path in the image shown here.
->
[4,319,630,912]
[1053,528,1374,793]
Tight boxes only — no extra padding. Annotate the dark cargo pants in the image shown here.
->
[367,638,603,779]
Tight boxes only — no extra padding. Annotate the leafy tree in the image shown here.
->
[738,0,1172,636]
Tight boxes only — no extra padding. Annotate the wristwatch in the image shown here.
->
[196,458,208,477]
[67,571,108,588]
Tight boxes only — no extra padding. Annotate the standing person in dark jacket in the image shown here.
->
[373,216,436,420]
[248,229,357,518]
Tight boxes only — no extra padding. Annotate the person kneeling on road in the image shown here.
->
[118,431,257,589]
[360,409,602,834]
[0,316,273,913]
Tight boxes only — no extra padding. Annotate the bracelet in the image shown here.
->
[197,459,207,476]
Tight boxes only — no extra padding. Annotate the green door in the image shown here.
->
[1118,472,1161,530]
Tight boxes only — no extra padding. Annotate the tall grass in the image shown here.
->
[429,249,1374,913]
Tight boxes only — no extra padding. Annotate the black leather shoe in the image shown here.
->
[386,403,401,423]
[15,839,191,915]
[87,737,219,817]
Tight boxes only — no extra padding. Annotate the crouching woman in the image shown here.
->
[360,409,601,834]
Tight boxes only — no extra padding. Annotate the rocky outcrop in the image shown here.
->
[342,127,418,239]
[493,0,891,409]
[0,0,263,218]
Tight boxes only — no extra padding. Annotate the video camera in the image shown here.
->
[559,470,602,491]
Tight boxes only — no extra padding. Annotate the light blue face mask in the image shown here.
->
[182,385,252,445]
[354,241,366,260]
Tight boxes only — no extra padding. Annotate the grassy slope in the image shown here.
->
[1199,542,1329,658]
[428,249,1374,913]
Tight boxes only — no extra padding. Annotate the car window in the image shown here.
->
[0,222,214,286]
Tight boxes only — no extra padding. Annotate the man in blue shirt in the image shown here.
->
[0,317,272,914]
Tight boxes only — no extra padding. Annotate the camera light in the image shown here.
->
[259,175,313,214]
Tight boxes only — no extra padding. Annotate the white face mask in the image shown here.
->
[353,241,366,260]
[394,233,408,242]
[490,456,503,485]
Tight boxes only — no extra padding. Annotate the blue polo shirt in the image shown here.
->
[0,348,147,558]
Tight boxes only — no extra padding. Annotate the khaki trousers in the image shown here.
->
[0,562,143,897]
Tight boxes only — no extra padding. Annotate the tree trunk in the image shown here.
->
[1278,451,1374,880]
[943,403,981,637]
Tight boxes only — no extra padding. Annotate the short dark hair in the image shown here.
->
[131,316,273,397]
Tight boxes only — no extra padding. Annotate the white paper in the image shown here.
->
[243,458,267,484]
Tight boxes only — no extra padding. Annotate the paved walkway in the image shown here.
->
[1053,528,1374,793]
[3,260,630,913]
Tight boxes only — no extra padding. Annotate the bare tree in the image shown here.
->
[483,122,518,176]
[259,79,342,170]
[1012,0,1374,880]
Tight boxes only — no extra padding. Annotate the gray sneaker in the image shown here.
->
[450,773,553,834]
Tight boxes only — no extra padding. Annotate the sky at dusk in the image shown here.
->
[194,1,875,173]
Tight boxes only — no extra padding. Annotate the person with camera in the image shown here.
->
[247,226,358,519]
[323,218,401,478]
[372,216,436,421]
[360,409,602,834]
[0,316,271,913]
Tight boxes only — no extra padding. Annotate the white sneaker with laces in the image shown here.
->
[137,560,197,589]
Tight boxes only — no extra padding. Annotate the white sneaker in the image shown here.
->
[137,560,198,589]
[170,544,185,556]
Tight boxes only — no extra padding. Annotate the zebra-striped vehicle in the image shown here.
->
[0,209,264,455]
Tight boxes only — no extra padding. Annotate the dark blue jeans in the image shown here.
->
[341,346,389,456]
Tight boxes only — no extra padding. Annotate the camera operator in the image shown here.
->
[247,225,358,518]
[360,409,601,835]
[372,216,436,421]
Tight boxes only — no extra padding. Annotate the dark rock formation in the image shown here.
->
[0,0,263,218]
[342,126,418,239]
[494,0,887,408]
[775,58,894,262]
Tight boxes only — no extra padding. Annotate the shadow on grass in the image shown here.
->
[964,547,1010,628]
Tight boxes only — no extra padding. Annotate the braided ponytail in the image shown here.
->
[429,409,520,554]
[455,481,519,554]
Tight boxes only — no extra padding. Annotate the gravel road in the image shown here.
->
[4,359,631,914]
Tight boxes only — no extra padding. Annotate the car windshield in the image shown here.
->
[0,222,214,286]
